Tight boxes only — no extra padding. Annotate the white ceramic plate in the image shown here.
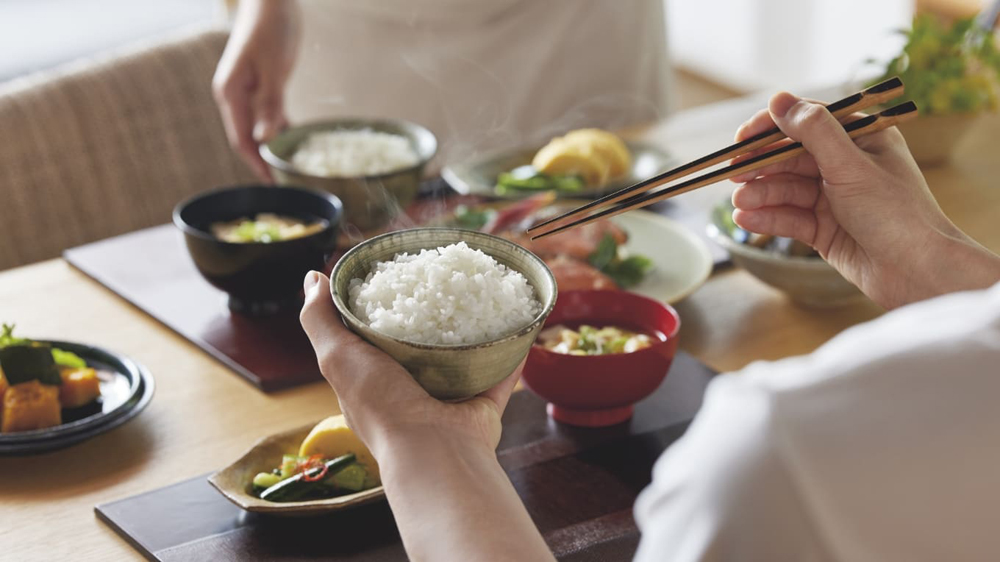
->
[611,210,713,303]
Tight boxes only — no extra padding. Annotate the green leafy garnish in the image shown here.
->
[233,220,283,243]
[0,323,28,348]
[603,255,654,289]
[453,205,497,231]
[1,323,87,372]
[587,235,654,289]
[588,235,618,270]
[870,15,1000,115]
[0,345,61,386]
[51,348,86,368]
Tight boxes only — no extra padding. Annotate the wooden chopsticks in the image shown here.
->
[527,77,911,240]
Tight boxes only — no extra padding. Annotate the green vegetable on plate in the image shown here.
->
[0,323,89,376]
[496,165,584,195]
[0,345,61,386]
[587,234,654,289]
[253,453,370,503]
[453,205,497,231]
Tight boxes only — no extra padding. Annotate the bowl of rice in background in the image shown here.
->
[261,118,437,231]
[330,228,557,400]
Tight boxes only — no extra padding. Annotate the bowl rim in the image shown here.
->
[528,289,681,363]
[259,117,438,181]
[708,222,839,270]
[330,227,558,351]
[172,184,344,246]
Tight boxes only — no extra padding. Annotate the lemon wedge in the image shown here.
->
[299,414,380,482]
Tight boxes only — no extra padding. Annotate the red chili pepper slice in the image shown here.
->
[301,454,328,482]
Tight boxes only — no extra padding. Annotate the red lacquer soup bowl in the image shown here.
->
[522,290,680,427]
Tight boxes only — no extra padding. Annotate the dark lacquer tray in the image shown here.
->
[96,352,716,561]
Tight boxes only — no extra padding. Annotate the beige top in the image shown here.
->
[286,0,670,164]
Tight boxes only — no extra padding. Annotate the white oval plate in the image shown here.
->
[611,210,713,303]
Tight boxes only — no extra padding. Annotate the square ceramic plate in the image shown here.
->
[208,421,385,517]
[442,141,673,200]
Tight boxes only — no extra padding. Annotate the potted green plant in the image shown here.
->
[870,14,1000,165]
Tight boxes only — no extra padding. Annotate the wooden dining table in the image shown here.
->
[2,93,998,561]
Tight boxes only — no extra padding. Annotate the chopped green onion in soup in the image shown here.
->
[538,324,653,356]
[211,213,325,243]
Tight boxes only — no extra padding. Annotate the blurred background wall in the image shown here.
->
[0,0,991,106]
[0,0,225,82]
[666,0,914,91]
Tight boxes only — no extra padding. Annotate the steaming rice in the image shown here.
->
[292,129,419,177]
[348,242,541,345]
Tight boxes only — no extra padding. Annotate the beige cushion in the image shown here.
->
[0,26,254,271]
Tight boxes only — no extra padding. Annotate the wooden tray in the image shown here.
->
[96,352,716,561]
[65,224,319,391]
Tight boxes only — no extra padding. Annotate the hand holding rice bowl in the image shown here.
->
[331,228,556,400]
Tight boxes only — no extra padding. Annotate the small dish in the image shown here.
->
[261,118,437,231]
[522,290,680,427]
[708,199,863,307]
[174,185,343,315]
[443,140,673,200]
[208,421,385,517]
[0,340,154,455]
[330,228,557,400]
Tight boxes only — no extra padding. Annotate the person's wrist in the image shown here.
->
[366,418,494,463]
[369,423,499,489]
[906,224,1000,303]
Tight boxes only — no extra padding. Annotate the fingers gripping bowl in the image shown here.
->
[331,228,558,400]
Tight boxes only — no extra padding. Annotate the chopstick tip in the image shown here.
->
[869,76,904,93]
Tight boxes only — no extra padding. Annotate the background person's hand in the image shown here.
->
[730,92,998,308]
[298,270,521,458]
[213,0,301,181]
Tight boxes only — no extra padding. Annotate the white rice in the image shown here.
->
[292,129,419,177]
[348,242,541,345]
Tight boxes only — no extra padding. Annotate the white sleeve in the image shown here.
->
[633,373,829,562]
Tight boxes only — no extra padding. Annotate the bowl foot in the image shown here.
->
[546,403,634,427]
[227,295,302,316]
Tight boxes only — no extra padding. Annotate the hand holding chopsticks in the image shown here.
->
[527,77,917,240]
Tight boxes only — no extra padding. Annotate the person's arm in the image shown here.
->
[729,92,1000,309]
[213,0,301,180]
[375,431,553,561]
[299,272,555,562]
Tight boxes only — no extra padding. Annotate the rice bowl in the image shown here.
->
[349,242,542,346]
[330,228,557,400]
[291,129,420,178]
